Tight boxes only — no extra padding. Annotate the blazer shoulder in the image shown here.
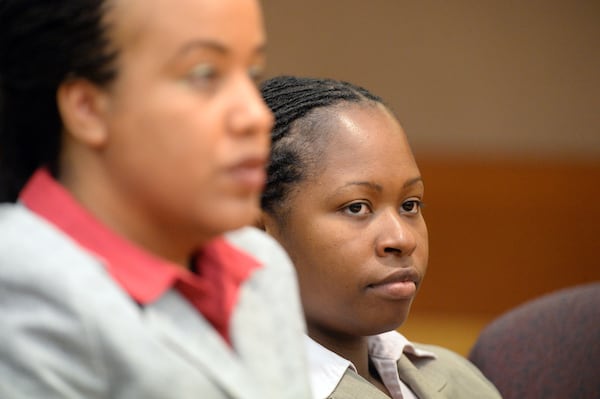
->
[225,226,293,272]
[0,204,103,277]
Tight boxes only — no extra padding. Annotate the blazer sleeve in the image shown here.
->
[0,260,107,398]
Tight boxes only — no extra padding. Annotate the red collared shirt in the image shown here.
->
[20,168,261,345]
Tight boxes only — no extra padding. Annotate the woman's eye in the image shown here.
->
[401,199,422,214]
[343,202,370,216]
[186,63,218,87]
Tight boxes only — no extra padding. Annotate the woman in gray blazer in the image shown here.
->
[259,76,502,399]
[0,1,310,398]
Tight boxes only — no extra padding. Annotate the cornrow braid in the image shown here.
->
[260,76,384,218]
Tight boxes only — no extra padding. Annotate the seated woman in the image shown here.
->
[0,2,310,397]
[259,76,502,399]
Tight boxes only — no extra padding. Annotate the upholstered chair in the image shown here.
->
[468,282,600,399]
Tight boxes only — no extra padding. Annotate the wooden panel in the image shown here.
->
[409,157,600,315]
[399,311,495,356]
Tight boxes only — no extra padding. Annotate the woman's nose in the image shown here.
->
[227,73,274,137]
[374,208,418,258]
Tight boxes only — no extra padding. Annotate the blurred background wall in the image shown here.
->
[262,0,600,354]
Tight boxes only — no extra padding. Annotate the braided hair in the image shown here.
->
[0,0,118,202]
[260,76,384,219]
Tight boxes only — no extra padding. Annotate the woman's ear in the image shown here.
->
[56,78,110,148]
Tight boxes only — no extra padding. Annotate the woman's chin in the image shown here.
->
[204,199,262,234]
[365,313,411,335]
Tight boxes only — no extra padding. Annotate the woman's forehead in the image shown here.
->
[106,0,264,54]
[299,105,415,182]
[322,104,405,151]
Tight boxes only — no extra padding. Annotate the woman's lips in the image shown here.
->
[228,157,267,191]
[367,269,419,300]
[368,280,416,300]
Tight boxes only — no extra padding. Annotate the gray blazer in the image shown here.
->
[0,204,311,398]
[328,344,502,399]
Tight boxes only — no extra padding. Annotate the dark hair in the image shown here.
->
[260,75,384,218]
[0,0,118,202]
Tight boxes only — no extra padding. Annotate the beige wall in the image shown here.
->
[261,2,600,351]
[262,0,600,160]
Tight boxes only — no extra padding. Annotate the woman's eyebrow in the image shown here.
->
[403,176,424,188]
[336,181,383,193]
[175,39,266,58]
[333,177,423,195]
[174,40,228,60]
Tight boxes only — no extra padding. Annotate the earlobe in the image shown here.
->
[259,212,281,237]
[57,78,110,148]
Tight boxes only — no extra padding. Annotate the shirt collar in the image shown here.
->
[369,330,436,360]
[305,335,353,399]
[305,331,436,399]
[18,168,259,306]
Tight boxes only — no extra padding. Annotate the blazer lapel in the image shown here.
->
[144,290,261,399]
[397,354,447,399]
[329,368,393,399]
